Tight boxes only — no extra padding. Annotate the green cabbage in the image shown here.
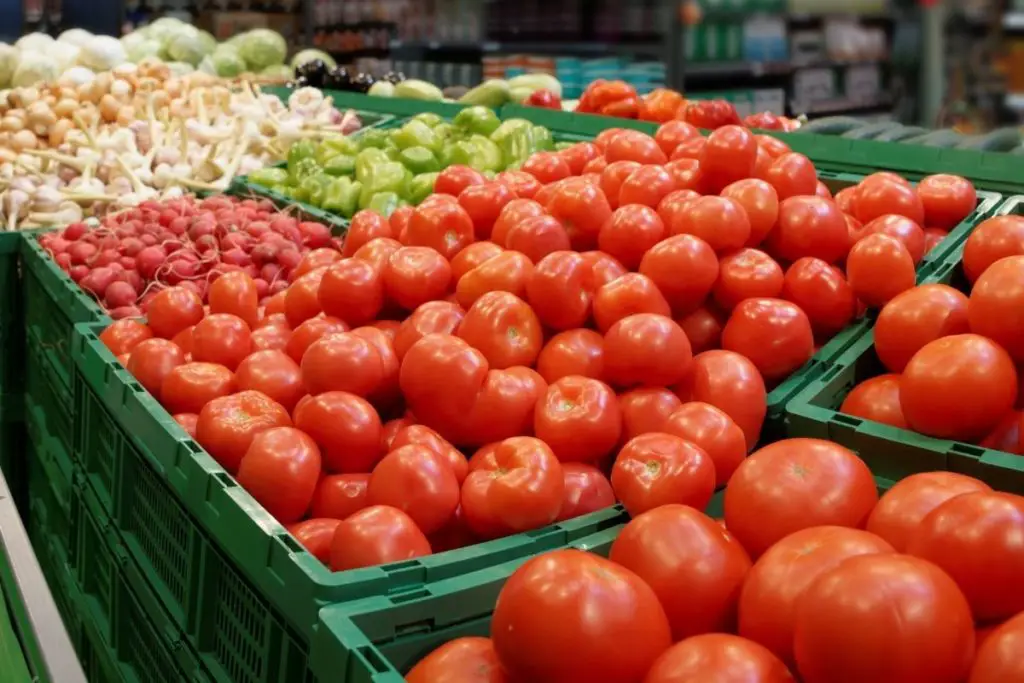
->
[165,62,195,77]
[197,30,217,55]
[260,64,293,79]
[237,29,287,71]
[0,43,17,88]
[210,45,245,77]
[290,49,336,70]
[166,32,210,66]
[125,37,161,63]
[143,17,187,45]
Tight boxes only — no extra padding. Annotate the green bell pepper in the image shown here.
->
[358,161,412,209]
[469,134,503,172]
[399,146,441,174]
[433,122,456,143]
[554,141,574,151]
[288,157,322,185]
[357,128,391,150]
[269,183,290,196]
[321,136,360,156]
[412,112,443,127]
[533,125,554,151]
[454,106,501,136]
[355,148,391,184]
[324,154,356,177]
[407,172,439,205]
[287,139,316,170]
[248,167,288,188]
[440,140,481,169]
[366,191,401,217]
[390,120,442,154]
[298,174,332,207]
[322,177,363,218]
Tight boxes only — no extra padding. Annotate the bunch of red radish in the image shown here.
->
[38,195,336,319]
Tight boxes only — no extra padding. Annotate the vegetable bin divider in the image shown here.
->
[70,320,630,683]
[784,195,1024,494]
[0,232,23,403]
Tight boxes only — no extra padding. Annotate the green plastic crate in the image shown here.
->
[0,232,22,400]
[24,397,74,560]
[263,87,473,120]
[26,327,75,461]
[71,320,631,683]
[501,103,660,137]
[0,401,25,512]
[785,196,1024,493]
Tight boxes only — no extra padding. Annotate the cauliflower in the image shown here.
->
[58,28,93,48]
[12,52,58,87]
[79,36,128,71]
[0,44,18,89]
[15,33,54,53]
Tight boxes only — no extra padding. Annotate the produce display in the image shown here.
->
[244,109,559,219]
[796,116,1024,154]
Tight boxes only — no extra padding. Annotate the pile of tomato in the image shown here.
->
[407,439,1024,683]
[840,211,1024,451]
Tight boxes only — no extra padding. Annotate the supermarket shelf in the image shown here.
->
[685,58,884,79]
[388,39,664,57]
[793,95,894,116]
[1004,12,1024,31]
[1006,93,1024,110]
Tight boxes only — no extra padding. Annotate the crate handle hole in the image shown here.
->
[357,646,392,675]
[950,443,985,458]
[211,470,236,488]
[830,413,863,429]
[389,587,430,605]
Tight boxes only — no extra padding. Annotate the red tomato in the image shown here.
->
[712,248,784,311]
[856,178,925,226]
[793,554,974,683]
[251,325,291,352]
[700,125,758,190]
[781,258,857,340]
[611,505,752,640]
[918,174,977,230]
[545,178,613,251]
[874,284,969,373]
[618,165,676,209]
[721,298,814,384]
[534,376,622,463]
[611,433,716,516]
[160,362,235,415]
[434,165,486,197]
[600,160,642,210]
[367,444,459,535]
[209,271,259,328]
[597,204,666,270]
[293,249,341,281]
[982,410,1023,453]
[491,199,544,248]
[654,120,700,156]
[678,305,725,353]
[318,259,384,328]
[173,413,197,438]
[190,314,252,371]
[287,519,341,564]
[458,182,517,241]
[234,349,304,412]
[310,473,370,519]
[236,426,320,523]
[724,439,879,558]
[846,234,916,308]
[839,374,908,429]
[126,338,185,396]
[681,99,741,130]
[521,151,572,184]
[862,214,927,264]
[503,216,570,264]
[739,526,894,667]
[900,334,1018,441]
[383,246,452,310]
[100,319,153,355]
[495,170,542,200]
[639,234,719,316]
[458,292,542,369]
[557,463,615,522]
[451,241,503,281]
[618,388,682,443]
[664,401,747,487]
[580,250,627,289]
[593,127,631,152]
[460,436,564,538]
[923,227,948,254]
[391,425,469,484]
[757,134,791,157]
[668,196,752,254]
[300,331,386,398]
[329,505,432,570]
[146,287,204,340]
[969,255,1024,361]
[536,329,604,383]
[963,215,1024,283]
[763,153,817,200]
[353,236,402,272]
[907,491,1024,622]
[670,136,706,161]
[284,316,347,364]
[970,611,1024,683]
[393,301,465,360]
[603,313,693,388]
[593,274,671,332]
[343,210,393,257]
[675,350,767,450]
[491,550,672,683]
[293,391,382,473]
[645,634,794,683]
[558,142,602,175]
[605,130,668,165]
[283,267,329,328]
[721,178,780,247]
[767,196,849,264]
[406,200,475,261]
[582,156,608,174]
[194,390,291,473]
[407,638,509,683]
[656,187,699,226]
[455,251,534,309]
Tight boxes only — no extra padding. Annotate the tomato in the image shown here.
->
[300,331,387,398]
[739,526,894,668]
[638,235,718,316]
[391,425,469,484]
[597,204,666,271]
[558,141,602,175]
[856,178,925,226]
[233,349,304,412]
[970,611,1024,683]
[918,174,976,231]
[846,234,916,308]
[455,251,533,309]
[194,390,291,473]
[678,305,725,353]
[603,313,692,388]
[611,433,715,517]
[284,316,347,364]
[545,178,613,251]
[969,255,1024,362]
[861,215,927,266]
[160,362,235,415]
[600,161,643,210]
[495,170,542,200]
[491,549,672,683]
[461,437,564,538]
[724,439,878,558]
[780,258,857,340]
[874,284,969,373]
[292,249,341,282]
[592,127,631,152]
[190,314,252,371]
[839,374,907,429]
[521,151,572,185]
[763,152,818,200]
[251,325,291,352]
[329,505,432,570]
[721,178,780,248]
[593,274,671,332]
[367,444,459,535]
[393,301,465,360]
[503,216,570,264]
[712,248,784,311]
[618,165,676,209]
[638,88,684,122]
[767,196,849,264]
[618,388,682,443]
[654,120,700,156]
[451,242,503,281]
[209,271,259,328]
[389,202,412,236]
[700,125,758,190]
[287,519,341,564]
[907,491,1024,622]
[606,130,668,165]
[581,251,627,289]
[645,634,794,683]
[757,134,791,157]
[457,182,516,241]
[310,472,370,519]
[407,638,509,683]
[612,504,752,639]
[664,401,747,487]
[342,210,393,257]
[491,199,545,248]
[670,137,706,162]
[236,426,320,524]
[982,410,1023,453]
[173,413,198,438]
[900,334,1017,441]
[536,329,604,383]
[582,156,608,174]
[656,187,699,228]
[435,165,486,197]
[793,554,974,683]
[671,196,753,254]
[126,338,185,397]
[457,292,542,369]
[721,298,813,384]
[534,376,622,463]
[681,99,741,130]
[100,319,153,355]
[557,463,615,522]
[963,216,1024,283]
[406,200,475,261]
[283,267,328,327]
[292,390,382,472]
[146,287,204,340]
[318,259,384,328]
[383,246,452,311]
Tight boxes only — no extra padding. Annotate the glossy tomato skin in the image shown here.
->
[399,334,487,443]
[644,634,794,683]
[839,374,907,429]
[968,255,1024,362]
[534,376,622,463]
[618,166,676,210]
[663,401,747,487]
[618,388,682,443]
[738,526,894,666]
[451,242,503,281]
[900,334,1018,441]
[455,251,533,309]
[918,174,976,231]
[300,331,386,399]
[603,314,693,388]
[724,439,879,558]
[293,391,382,473]
[764,152,817,200]
[287,519,341,564]
[722,178,780,248]
[677,306,725,354]
[100,319,153,356]
[457,292,542,369]
[191,314,253,371]
[907,491,1024,622]
[460,437,564,539]
[667,196,752,253]
[284,267,328,328]
[173,413,198,438]
[406,638,509,683]
[535,329,604,383]
[611,505,752,640]
[393,301,465,360]
[195,390,292,473]
[383,246,452,311]
[721,298,814,384]
[367,444,459,535]
[160,362,235,415]
[700,125,758,190]
[491,550,672,683]
[310,473,370,519]
[611,433,716,517]
[318,259,384,328]
[329,505,432,570]
[545,178,613,251]
[234,349,305,412]
[598,204,667,270]
[343,210,393,257]
[862,214,927,264]
[503,216,569,265]
[391,425,469,484]
[556,463,615,522]
[846,234,916,308]
[127,338,186,397]
[236,426,321,524]
[593,275,672,334]
[525,251,592,331]
[969,611,1024,683]
[767,196,849,264]
[963,215,1024,283]
[146,287,204,340]
[855,178,926,225]
[654,120,700,156]
[712,248,784,311]
[208,271,259,328]
[675,350,767,450]
[639,235,719,316]
[781,258,857,340]
[458,182,517,241]
[793,554,975,683]
[874,284,969,373]
[284,316,348,364]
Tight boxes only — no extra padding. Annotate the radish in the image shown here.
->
[105,281,138,308]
